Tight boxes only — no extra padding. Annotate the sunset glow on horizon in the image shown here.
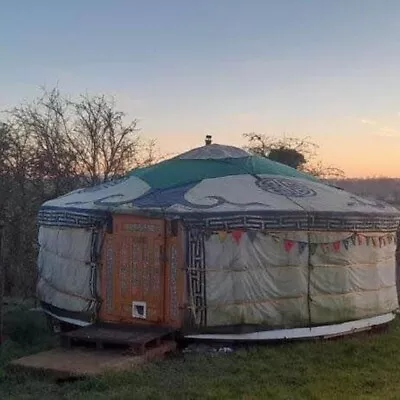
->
[1,1,400,178]
[152,118,400,178]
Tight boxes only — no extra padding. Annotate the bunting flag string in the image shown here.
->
[333,241,341,252]
[321,243,329,254]
[232,230,244,244]
[247,230,257,243]
[284,240,295,252]
[298,242,307,255]
[209,229,398,254]
[271,236,280,243]
[309,243,318,256]
[217,231,228,242]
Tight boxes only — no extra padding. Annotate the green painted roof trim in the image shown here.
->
[129,155,319,189]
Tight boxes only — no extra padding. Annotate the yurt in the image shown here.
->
[36,140,400,340]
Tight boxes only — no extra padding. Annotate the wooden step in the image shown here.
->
[60,322,177,354]
[9,341,177,379]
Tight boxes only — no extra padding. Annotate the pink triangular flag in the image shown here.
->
[284,240,295,252]
[232,230,244,244]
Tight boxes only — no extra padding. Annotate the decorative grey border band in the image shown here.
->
[38,207,110,228]
[181,212,400,232]
[39,205,400,232]
[186,230,207,326]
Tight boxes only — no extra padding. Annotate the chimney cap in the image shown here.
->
[205,135,212,145]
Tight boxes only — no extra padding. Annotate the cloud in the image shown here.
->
[380,126,396,133]
[375,126,400,138]
[360,119,400,138]
[377,132,399,138]
[361,119,377,125]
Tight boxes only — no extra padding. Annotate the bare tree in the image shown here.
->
[67,93,147,184]
[0,87,159,298]
[244,133,318,160]
[244,133,344,179]
[304,161,345,180]
[0,124,13,218]
[8,88,158,187]
[0,121,44,296]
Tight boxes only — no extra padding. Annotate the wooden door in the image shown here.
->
[100,215,166,324]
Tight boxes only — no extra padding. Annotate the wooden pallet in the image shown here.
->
[9,341,178,379]
[60,322,177,355]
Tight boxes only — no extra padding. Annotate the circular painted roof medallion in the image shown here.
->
[256,177,317,198]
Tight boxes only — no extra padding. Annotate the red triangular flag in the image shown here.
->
[358,235,363,245]
[333,241,341,252]
[284,240,295,252]
[232,230,244,244]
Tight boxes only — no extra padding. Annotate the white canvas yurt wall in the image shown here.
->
[190,230,397,329]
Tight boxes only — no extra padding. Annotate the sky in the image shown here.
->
[1,0,400,177]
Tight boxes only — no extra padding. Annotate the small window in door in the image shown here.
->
[132,301,147,319]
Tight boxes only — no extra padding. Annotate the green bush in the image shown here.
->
[2,308,51,346]
[0,305,57,376]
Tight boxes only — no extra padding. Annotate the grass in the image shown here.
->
[2,306,400,400]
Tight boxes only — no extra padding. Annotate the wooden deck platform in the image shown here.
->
[60,322,177,354]
[8,341,177,379]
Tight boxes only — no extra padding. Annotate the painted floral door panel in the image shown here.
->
[100,215,166,324]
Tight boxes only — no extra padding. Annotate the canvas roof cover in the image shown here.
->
[38,144,400,232]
